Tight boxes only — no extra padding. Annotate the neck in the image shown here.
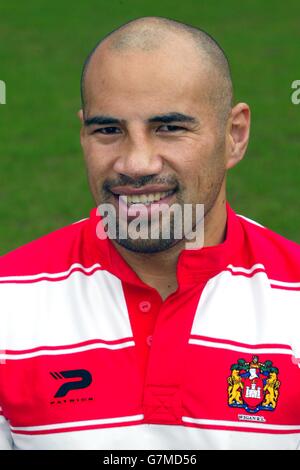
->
[112,196,227,300]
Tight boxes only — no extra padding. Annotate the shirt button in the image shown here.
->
[139,300,151,313]
[146,335,153,347]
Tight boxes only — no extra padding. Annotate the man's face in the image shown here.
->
[80,41,230,252]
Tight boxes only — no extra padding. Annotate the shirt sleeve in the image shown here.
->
[0,412,13,450]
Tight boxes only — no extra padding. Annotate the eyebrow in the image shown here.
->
[84,112,199,127]
[148,112,198,124]
[84,115,120,126]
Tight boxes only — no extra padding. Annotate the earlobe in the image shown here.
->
[78,109,85,144]
[226,103,251,170]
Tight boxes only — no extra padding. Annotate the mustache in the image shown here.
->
[102,174,180,192]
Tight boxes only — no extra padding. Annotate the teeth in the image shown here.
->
[119,190,173,205]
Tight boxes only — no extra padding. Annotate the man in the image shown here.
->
[0,16,300,450]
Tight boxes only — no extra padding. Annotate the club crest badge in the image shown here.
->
[227,355,280,413]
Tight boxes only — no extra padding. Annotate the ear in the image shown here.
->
[226,103,251,170]
[77,109,84,123]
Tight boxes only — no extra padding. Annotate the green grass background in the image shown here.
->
[0,0,299,254]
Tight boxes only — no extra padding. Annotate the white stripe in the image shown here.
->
[0,270,133,349]
[182,416,300,431]
[226,263,266,274]
[191,269,300,345]
[0,340,135,360]
[11,414,144,433]
[72,217,88,225]
[189,338,291,355]
[0,263,102,282]
[237,214,265,228]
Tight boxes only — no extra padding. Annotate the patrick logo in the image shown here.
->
[227,355,280,413]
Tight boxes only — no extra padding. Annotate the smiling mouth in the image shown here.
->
[110,188,177,206]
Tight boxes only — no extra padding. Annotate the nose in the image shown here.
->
[112,132,163,179]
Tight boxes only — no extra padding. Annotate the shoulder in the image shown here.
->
[0,216,92,278]
[236,212,300,282]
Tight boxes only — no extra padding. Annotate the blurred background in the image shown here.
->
[0,0,299,254]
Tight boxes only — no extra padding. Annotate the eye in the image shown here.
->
[92,127,122,135]
[157,125,186,132]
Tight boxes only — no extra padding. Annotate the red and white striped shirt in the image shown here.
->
[0,204,300,449]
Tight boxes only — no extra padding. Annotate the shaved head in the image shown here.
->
[80,16,233,124]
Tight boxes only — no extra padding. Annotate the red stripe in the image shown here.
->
[225,267,300,288]
[11,420,300,436]
[225,267,266,278]
[11,419,144,436]
[0,266,103,284]
[189,334,292,351]
[2,344,299,429]
[4,337,134,355]
[184,421,300,435]
[270,283,300,291]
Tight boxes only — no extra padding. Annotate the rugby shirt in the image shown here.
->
[0,203,300,450]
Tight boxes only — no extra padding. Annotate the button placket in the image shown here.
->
[142,288,203,426]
